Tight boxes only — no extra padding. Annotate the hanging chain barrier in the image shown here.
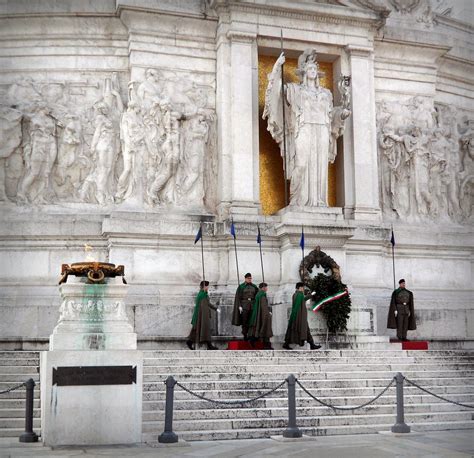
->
[149,371,474,443]
[174,379,287,406]
[0,378,39,442]
[0,381,27,395]
[403,376,474,409]
[295,377,396,411]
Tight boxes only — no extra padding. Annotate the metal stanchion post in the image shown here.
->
[158,376,179,443]
[391,372,410,433]
[19,379,38,443]
[283,374,302,438]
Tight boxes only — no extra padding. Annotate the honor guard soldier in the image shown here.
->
[283,282,321,350]
[387,279,416,341]
[186,280,219,350]
[232,273,259,340]
[248,282,273,349]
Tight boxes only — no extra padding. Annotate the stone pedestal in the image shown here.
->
[40,276,143,446]
[50,280,136,351]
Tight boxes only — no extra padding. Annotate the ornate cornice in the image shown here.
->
[213,0,382,31]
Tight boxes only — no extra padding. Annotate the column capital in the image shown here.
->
[345,45,373,58]
[226,30,257,43]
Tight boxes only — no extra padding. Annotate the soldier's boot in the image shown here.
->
[264,340,273,350]
[308,338,321,350]
[186,340,194,350]
[206,342,218,350]
[282,342,292,350]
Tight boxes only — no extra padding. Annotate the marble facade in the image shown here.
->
[0,0,472,347]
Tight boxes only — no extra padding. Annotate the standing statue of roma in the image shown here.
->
[263,49,351,207]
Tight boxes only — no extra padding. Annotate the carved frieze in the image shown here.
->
[376,96,473,223]
[0,69,217,212]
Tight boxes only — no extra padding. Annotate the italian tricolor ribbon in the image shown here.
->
[312,290,348,313]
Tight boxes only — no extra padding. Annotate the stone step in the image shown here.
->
[0,428,41,438]
[0,366,41,375]
[0,352,40,359]
[0,390,40,400]
[143,356,474,365]
[0,408,41,418]
[143,385,474,402]
[142,411,474,433]
[142,420,474,442]
[141,350,474,358]
[143,401,474,422]
[143,363,474,374]
[0,359,39,366]
[0,418,41,429]
[143,387,474,404]
[143,393,474,411]
[142,370,474,382]
[143,377,474,393]
[0,400,41,409]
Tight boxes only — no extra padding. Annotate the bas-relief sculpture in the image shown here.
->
[263,49,351,208]
[0,69,217,211]
[377,96,473,222]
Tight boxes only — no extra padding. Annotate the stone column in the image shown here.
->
[346,45,381,221]
[216,29,259,217]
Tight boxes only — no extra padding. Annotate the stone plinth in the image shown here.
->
[41,275,143,446]
[40,350,143,446]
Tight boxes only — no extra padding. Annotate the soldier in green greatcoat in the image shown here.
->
[248,282,273,349]
[186,281,219,350]
[232,272,259,340]
[283,282,321,350]
[387,279,416,341]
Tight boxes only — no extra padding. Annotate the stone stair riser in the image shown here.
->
[143,364,474,374]
[142,411,474,432]
[142,370,474,382]
[141,420,474,442]
[143,394,474,411]
[143,402,474,422]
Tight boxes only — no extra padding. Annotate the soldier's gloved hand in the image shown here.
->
[311,291,316,296]
[216,308,221,314]
[239,306,243,313]
[408,312,410,317]
[269,312,272,316]
[394,310,398,317]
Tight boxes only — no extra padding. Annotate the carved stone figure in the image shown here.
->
[404,127,432,216]
[55,115,86,199]
[115,102,146,202]
[379,127,408,215]
[147,107,181,205]
[263,49,351,207]
[17,104,59,204]
[177,112,209,204]
[80,76,123,205]
[0,106,23,201]
[136,69,163,111]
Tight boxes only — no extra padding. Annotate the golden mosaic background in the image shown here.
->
[258,54,336,215]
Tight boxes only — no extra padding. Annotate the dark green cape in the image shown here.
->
[249,290,266,327]
[191,290,208,325]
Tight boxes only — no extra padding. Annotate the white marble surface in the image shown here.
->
[0,0,472,347]
[40,350,143,446]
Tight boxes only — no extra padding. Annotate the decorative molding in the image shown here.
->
[345,44,374,57]
[226,30,257,43]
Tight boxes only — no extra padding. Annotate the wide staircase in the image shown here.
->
[141,349,474,442]
[1,349,473,441]
[0,351,40,438]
